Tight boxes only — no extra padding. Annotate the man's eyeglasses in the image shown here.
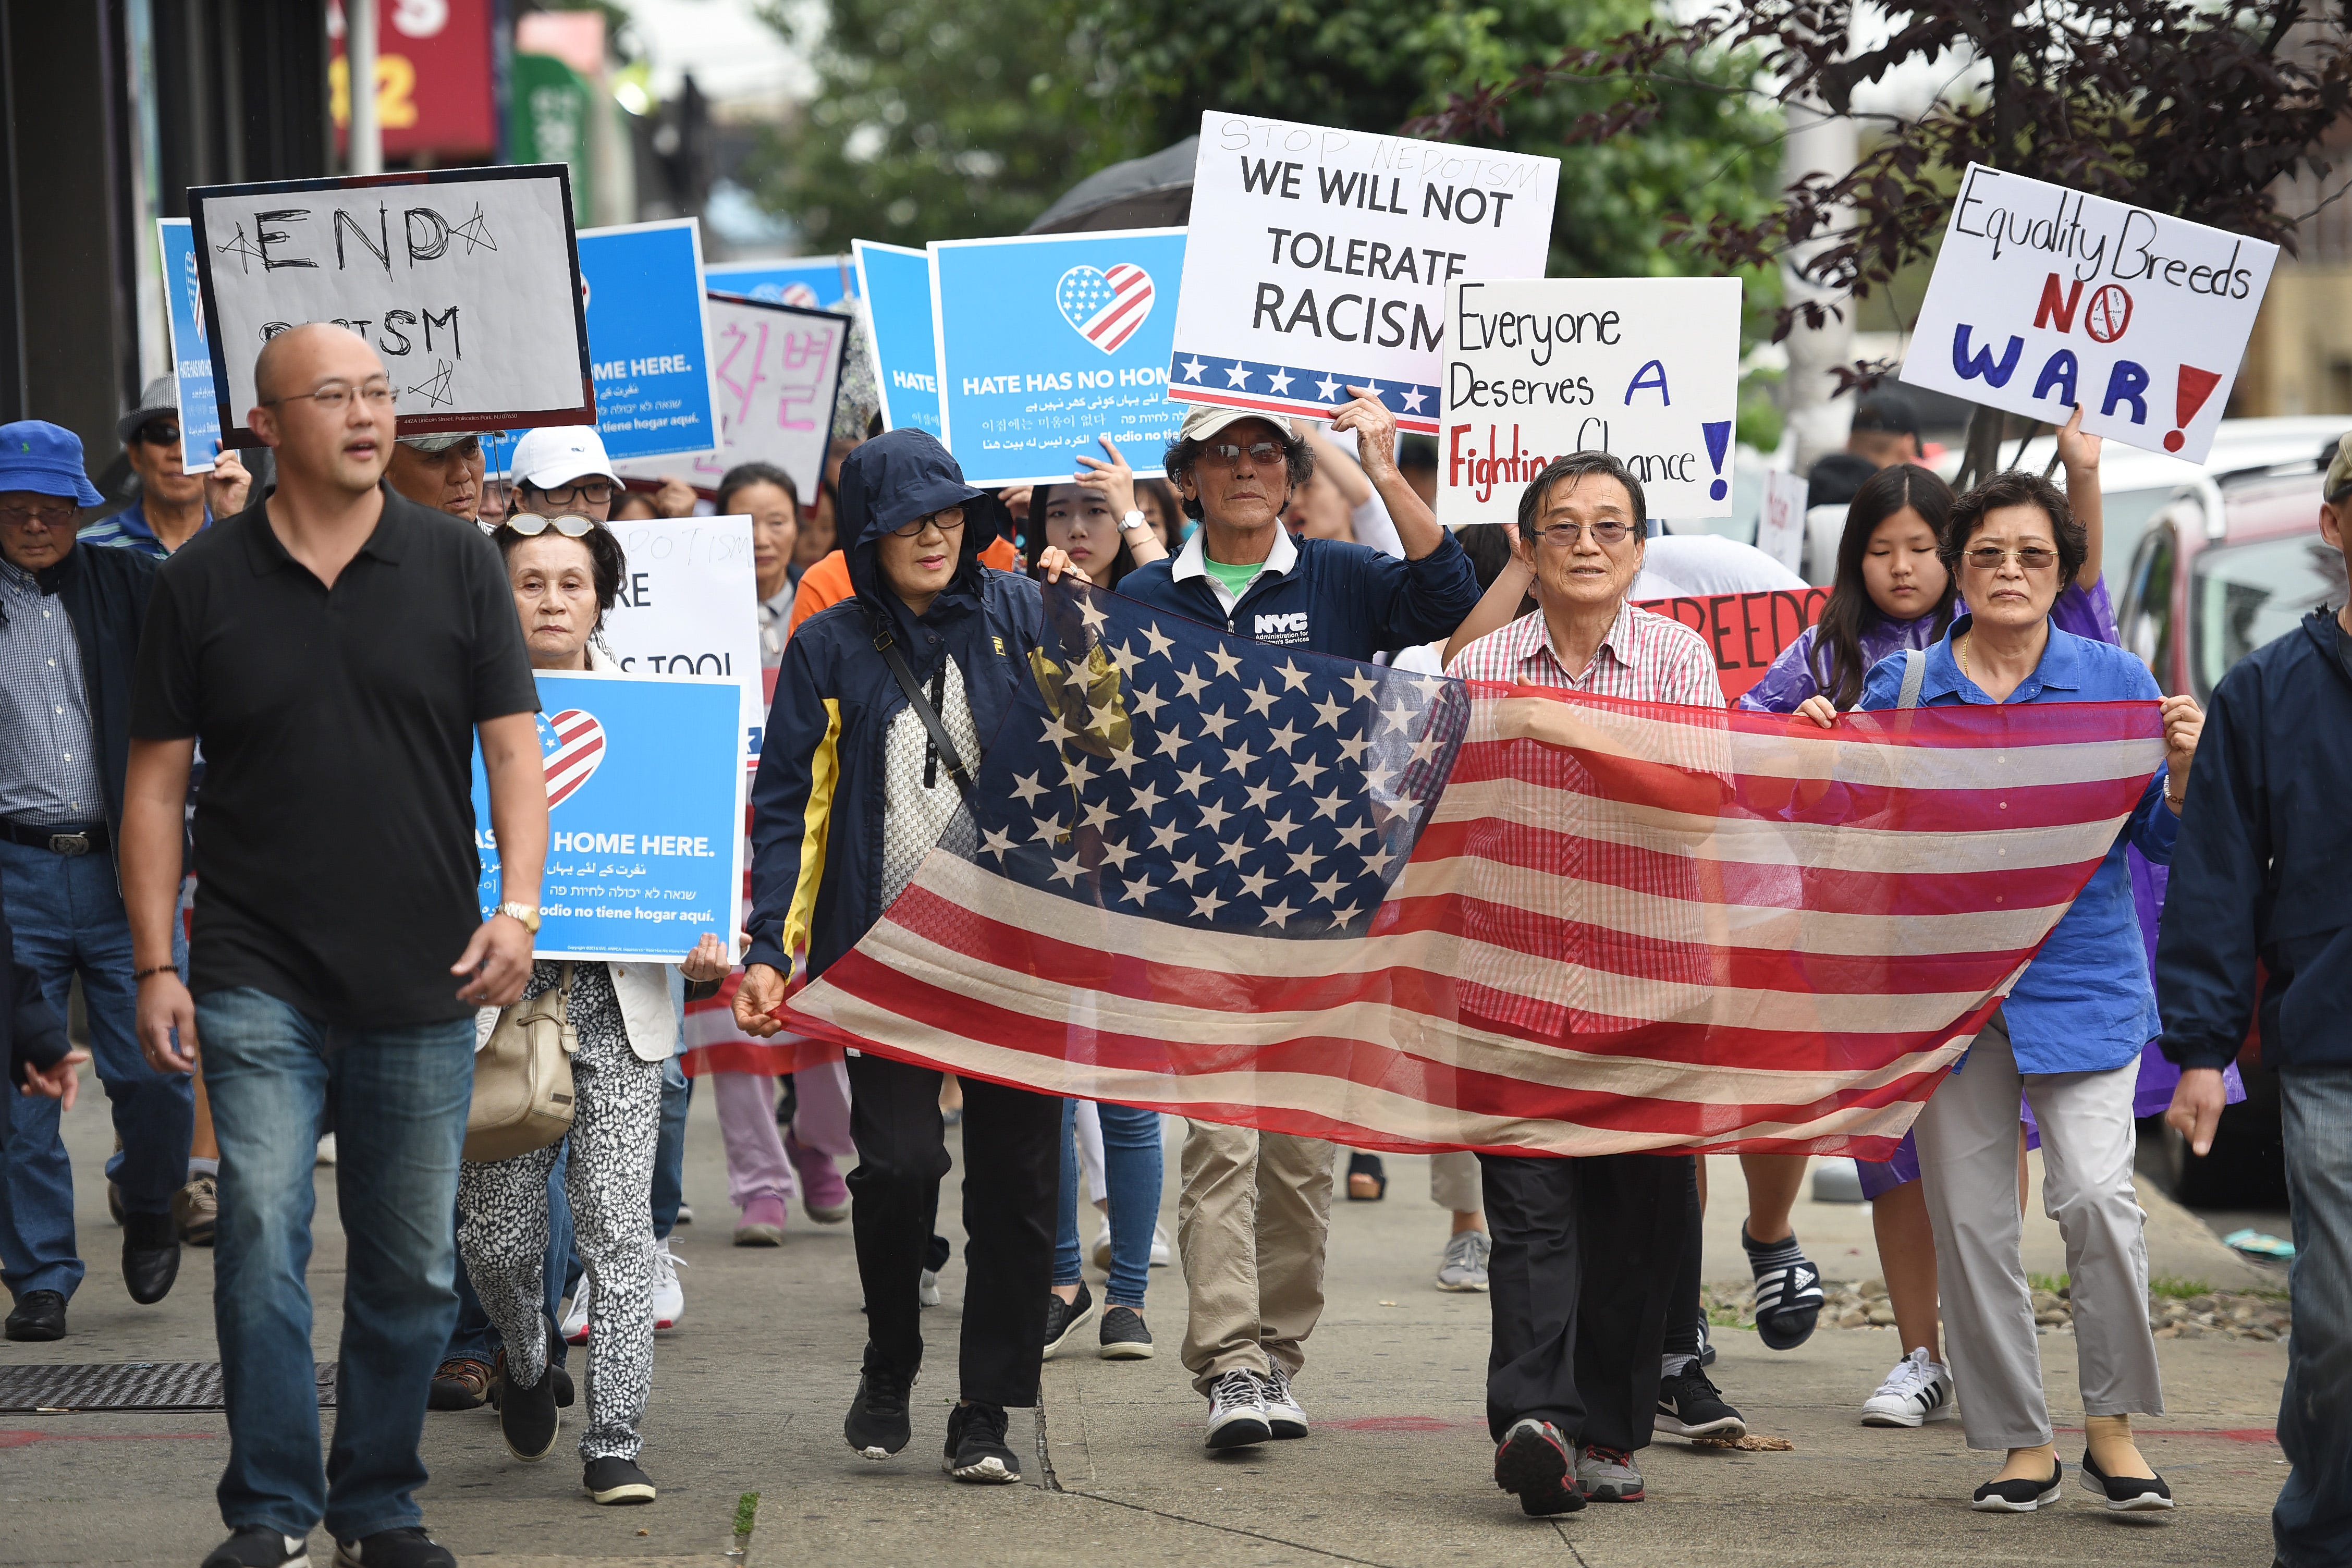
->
[530,480,615,509]
[500,512,600,539]
[888,508,966,538]
[0,503,77,531]
[1528,519,1634,548]
[1196,441,1285,471]
[1963,545,2061,573]
[134,422,181,448]
[263,379,397,412]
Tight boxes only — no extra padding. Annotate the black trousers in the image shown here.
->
[846,1053,1059,1407]
[1478,1150,1690,1449]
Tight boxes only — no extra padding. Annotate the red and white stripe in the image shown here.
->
[1080,265,1154,353]
[786,684,2165,1158]
[542,708,606,808]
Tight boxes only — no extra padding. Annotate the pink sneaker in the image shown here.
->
[787,1131,851,1223]
[733,1193,787,1247]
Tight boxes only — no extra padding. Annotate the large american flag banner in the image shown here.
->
[785,585,2165,1157]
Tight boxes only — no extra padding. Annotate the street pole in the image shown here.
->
[349,0,382,176]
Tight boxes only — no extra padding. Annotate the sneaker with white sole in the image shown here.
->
[1091,1219,1176,1274]
[1655,1363,1746,1439]
[560,1279,591,1345]
[1861,1347,1954,1428]
[918,1267,942,1308]
[583,1454,657,1505]
[1260,1364,1308,1439]
[650,1238,687,1331]
[944,1401,1021,1483]
[1043,1281,1097,1358]
[330,1528,453,1567]
[1436,1228,1491,1292]
[201,1528,310,1568]
[1204,1368,1270,1449]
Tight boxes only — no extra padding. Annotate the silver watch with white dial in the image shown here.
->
[1117,509,1149,534]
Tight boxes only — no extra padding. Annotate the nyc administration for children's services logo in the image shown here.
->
[1056,264,1155,354]
[538,708,606,809]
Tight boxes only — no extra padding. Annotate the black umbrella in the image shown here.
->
[1026,137,1197,234]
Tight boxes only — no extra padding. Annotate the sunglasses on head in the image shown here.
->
[501,512,599,538]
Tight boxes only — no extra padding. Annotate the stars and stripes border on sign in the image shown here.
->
[1165,350,1441,432]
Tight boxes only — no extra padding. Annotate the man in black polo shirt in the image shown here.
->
[120,324,549,1568]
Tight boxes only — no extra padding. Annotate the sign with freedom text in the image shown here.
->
[189,165,593,445]
[578,219,724,462]
[157,219,222,474]
[1637,587,1829,703]
[854,239,942,437]
[932,228,1187,487]
[597,514,764,762]
[614,293,848,499]
[472,670,745,963]
[1168,112,1558,434]
[1439,277,1741,524]
[1901,164,2278,464]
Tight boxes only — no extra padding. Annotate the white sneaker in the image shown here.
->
[651,1238,688,1332]
[1204,1368,1270,1450]
[560,1278,591,1345]
[1259,1364,1308,1439]
[918,1267,941,1308]
[314,1133,337,1167]
[1861,1346,1954,1427]
[1150,1219,1172,1267]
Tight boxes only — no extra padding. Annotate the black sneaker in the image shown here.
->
[496,1350,561,1463]
[844,1367,914,1459]
[1972,1457,2064,1512]
[1098,1304,1154,1359]
[943,1401,1021,1483]
[330,1528,455,1567]
[3,1288,66,1342]
[201,1527,310,1568]
[2078,1451,2173,1512]
[1494,1418,1583,1517]
[583,1454,658,1505]
[1654,1364,1746,1439]
[1043,1280,1096,1358]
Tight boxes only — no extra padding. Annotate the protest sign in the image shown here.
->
[613,293,848,498]
[1755,470,1809,576]
[931,228,1187,487]
[597,514,763,762]
[578,219,723,463]
[707,256,859,310]
[188,164,592,444]
[854,239,941,437]
[1437,277,1741,523]
[1901,164,2279,463]
[1637,587,1829,703]
[1167,112,1558,434]
[472,669,745,963]
[156,219,222,474]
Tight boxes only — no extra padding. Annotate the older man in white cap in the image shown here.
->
[386,432,492,523]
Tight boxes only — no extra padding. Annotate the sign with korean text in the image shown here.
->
[188,165,593,444]
[1167,112,1558,434]
[854,239,941,437]
[932,227,1186,487]
[472,670,745,962]
[578,219,722,462]
[1901,164,2278,464]
[1637,587,1830,703]
[706,256,860,311]
[157,219,222,474]
[611,293,847,499]
[1438,277,1741,524]
[597,514,763,762]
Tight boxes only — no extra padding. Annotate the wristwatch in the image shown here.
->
[1117,509,1149,534]
[494,901,541,934]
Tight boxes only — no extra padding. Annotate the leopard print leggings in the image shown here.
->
[458,961,662,1462]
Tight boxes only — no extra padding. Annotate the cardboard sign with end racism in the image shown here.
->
[1438,277,1742,524]
[1901,165,2278,464]
[1638,587,1830,703]
[1166,112,1558,435]
[188,164,592,445]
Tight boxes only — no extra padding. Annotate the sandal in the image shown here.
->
[428,1357,492,1411]
[1346,1152,1387,1201]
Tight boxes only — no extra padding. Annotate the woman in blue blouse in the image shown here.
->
[1800,470,2204,1514]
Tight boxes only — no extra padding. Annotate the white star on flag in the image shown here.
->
[1181,357,1207,382]
[1314,374,1342,401]
[1224,362,1254,389]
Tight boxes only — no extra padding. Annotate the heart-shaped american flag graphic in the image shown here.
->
[540,708,606,810]
[1056,264,1154,354]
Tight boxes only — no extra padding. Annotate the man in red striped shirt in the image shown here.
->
[1445,451,1729,1516]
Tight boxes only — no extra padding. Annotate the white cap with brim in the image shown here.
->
[398,430,489,455]
[509,425,620,491]
[1175,403,1294,445]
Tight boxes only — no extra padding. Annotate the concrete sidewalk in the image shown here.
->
[1,1084,2289,1566]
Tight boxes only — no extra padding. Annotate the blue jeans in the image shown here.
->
[1055,1099,1161,1307]
[0,839,192,1301]
[2277,1064,2352,1567]
[197,987,473,1541]
[448,1143,571,1369]
[651,1053,690,1241]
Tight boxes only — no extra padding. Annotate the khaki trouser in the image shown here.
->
[1430,1149,1482,1214]
[1177,1120,1334,1395]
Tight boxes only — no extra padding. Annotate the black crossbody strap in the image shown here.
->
[866,612,975,796]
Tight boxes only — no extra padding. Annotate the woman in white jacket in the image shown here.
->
[459,511,726,1505]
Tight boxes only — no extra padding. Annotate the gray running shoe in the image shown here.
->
[1576,1443,1646,1501]
[1436,1229,1491,1292]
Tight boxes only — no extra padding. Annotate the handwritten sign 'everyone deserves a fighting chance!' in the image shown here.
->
[1167,112,1558,434]
[1901,164,2279,464]
[188,165,593,445]
[1439,277,1742,524]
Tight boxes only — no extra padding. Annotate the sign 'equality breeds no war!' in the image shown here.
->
[1901,164,2279,464]
[1167,113,1559,433]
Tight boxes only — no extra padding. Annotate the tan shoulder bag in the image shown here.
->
[463,962,579,1162]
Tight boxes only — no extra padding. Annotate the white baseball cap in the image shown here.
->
[509,425,620,491]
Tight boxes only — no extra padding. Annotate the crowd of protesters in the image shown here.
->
[0,321,2343,1568]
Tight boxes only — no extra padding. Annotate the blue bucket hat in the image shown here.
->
[0,421,104,506]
